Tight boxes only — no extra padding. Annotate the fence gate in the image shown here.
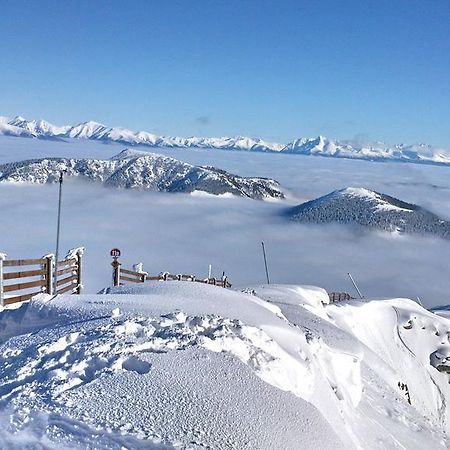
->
[0,248,83,306]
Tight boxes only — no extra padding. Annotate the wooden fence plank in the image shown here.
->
[3,258,45,267]
[145,276,161,281]
[121,268,144,277]
[57,258,77,267]
[3,279,46,293]
[3,268,46,280]
[56,274,77,287]
[56,266,77,277]
[121,275,142,283]
[4,291,41,304]
[57,283,76,294]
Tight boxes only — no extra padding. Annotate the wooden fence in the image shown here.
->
[111,260,231,289]
[328,292,354,303]
[0,249,83,306]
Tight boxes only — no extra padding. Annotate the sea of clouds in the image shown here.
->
[0,136,449,308]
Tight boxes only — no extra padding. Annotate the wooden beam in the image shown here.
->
[56,274,77,287]
[4,291,41,304]
[121,268,143,277]
[3,279,46,293]
[57,283,76,294]
[3,268,46,280]
[3,258,45,267]
[56,266,76,277]
[121,275,141,283]
[57,258,77,267]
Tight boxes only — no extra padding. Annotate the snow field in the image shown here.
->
[0,282,449,448]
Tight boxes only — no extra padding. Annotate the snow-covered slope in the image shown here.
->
[0,282,449,448]
[0,149,285,199]
[1,115,449,165]
[287,187,450,239]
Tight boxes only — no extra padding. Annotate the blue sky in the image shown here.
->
[0,0,449,146]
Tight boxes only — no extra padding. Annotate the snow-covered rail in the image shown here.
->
[112,262,231,289]
[328,292,355,302]
[0,249,83,305]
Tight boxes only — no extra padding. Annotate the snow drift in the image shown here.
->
[0,282,449,449]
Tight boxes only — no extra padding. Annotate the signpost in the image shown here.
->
[111,248,121,286]
[110,248,121,258]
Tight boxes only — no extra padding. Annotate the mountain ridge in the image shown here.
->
[0,149,285,200]
[1,115,449,166]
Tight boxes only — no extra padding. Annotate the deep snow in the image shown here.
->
[0,282,449,449]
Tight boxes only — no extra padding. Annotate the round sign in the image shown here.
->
[110,248,121,258]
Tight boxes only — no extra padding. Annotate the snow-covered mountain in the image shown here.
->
[287,187,450,239]
[1,115,449,165]
[281,135,450,165]
[0,149,285,199]
[0,116,284,152]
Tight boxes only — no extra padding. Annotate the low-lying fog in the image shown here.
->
[1,136,450,308]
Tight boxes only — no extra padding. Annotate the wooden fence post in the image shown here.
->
[0,253,6,307]
[76,250,83,294]
[112,259,121,287]
[44,255,54,295]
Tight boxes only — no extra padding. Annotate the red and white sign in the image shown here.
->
[110,248,121,258]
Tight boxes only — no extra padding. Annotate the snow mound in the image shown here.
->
[0,150,285,200]
[0,282,449,448]
[287,187,450,239]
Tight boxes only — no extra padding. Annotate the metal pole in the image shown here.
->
[261,241,270,284]
[54,171,64,294]
[348,272,364,299]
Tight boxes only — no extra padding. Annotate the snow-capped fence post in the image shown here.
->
[132,263,147,283]
[0,253,6,307]
[44,255,54,295]
[76,249,83,294]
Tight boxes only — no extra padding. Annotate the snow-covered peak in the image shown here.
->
[2,114,450,166]
[0,151,285,200]
[288,187,450,239]
[334,187,415,212]
[68,121,109,139]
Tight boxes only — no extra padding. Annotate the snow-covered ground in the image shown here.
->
[1,282,449,448]
[1,135,450,307]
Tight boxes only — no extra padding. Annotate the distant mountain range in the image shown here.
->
[0,149,284,200]
[287,187,450,239]
[0,115,449,166]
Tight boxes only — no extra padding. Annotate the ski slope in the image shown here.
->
[0,282,449,449]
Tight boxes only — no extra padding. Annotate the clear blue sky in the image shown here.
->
[0,0,449,146]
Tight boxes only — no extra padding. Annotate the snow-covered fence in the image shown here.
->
[112,261,231,289]
[328,292,354,302]
[0,248,83,306]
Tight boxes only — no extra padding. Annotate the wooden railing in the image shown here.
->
[0,248,83,306]
[328,292,354,303]
[111,261,231,289]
